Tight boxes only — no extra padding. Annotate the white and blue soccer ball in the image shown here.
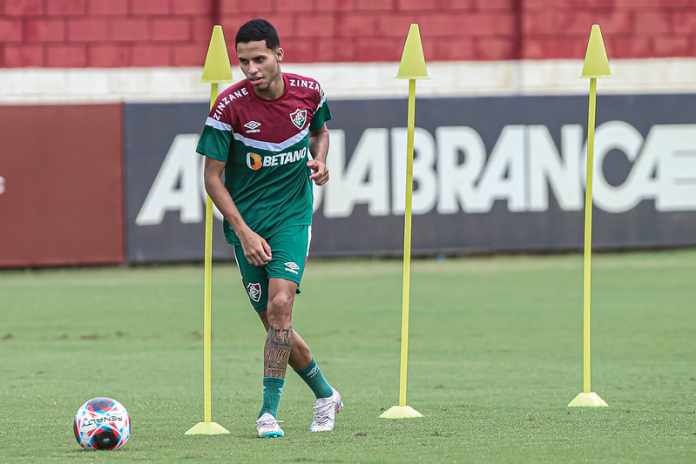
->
[73,397,131,450]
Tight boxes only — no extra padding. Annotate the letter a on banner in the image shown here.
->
[185,25,233,435]
[380,24,429,420]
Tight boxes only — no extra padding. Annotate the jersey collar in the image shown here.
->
[246,73,289,103]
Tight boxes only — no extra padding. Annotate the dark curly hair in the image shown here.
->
[235,19,280,50]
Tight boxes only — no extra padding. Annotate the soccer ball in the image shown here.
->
[73,397,131,450]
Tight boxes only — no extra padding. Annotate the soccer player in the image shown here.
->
[195,19,342,438]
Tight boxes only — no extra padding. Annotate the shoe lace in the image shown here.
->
[313,400,333,425]
[258,416,280,428]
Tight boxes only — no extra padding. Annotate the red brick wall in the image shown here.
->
[0,0,694,67]
[521,0,696,59]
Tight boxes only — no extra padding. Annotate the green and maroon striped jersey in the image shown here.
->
[196,73,331,244]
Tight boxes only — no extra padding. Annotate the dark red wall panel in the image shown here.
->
[0,104,124,267]
[1,1,696,66]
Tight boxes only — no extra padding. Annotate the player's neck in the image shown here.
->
[254,72,285,101]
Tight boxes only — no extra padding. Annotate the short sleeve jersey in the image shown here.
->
[196,73,332,244]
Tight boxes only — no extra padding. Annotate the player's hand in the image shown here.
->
[239,229,272,266]
[307,159,329,185]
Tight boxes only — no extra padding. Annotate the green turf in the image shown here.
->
[1,250,695,463]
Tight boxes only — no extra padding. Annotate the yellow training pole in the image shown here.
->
[569,24,610,408]
[582,77,596,395]
[186,25,232,435]
[398,79,417,408]
[380,24,428,420]
[203,83,217,424]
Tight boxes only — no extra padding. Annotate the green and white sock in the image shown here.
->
[294,358,333,399]
[259,377,284,418]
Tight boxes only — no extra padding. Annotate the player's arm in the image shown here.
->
[203,158,271,266]
[307,123,329,186]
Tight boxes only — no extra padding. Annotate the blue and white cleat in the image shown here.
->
[310,389,343,432]
[256,413,284,438]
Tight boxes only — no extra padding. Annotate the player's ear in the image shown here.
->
[276,47,284,62]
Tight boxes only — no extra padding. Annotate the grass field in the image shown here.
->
[1,250,695,463]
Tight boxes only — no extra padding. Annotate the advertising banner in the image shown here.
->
[123,95,696,262]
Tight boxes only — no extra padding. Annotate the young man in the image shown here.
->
[195,19,342,438]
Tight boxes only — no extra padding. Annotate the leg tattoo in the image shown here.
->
[264,327,293,379]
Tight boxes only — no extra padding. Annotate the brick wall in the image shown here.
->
[0,0,695,67]
[521,0,696,59]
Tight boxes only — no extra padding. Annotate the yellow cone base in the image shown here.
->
[568,392,608,407]
[185,421,230,435]
[379,405,423,419]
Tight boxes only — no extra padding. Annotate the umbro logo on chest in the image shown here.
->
[244,120,261,133]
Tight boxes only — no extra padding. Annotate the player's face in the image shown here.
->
[236,40,283,91]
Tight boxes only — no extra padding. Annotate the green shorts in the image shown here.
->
[232,225,311,312]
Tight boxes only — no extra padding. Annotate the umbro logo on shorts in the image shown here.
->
[284,262,300,275]
[247,282,262,302]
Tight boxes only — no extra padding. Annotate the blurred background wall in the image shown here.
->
[2,0,696,266]
[2,0,696,65]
